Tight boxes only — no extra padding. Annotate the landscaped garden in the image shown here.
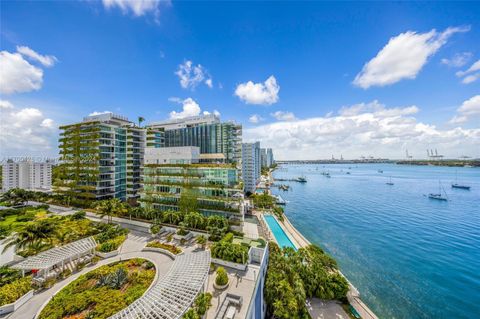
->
[146,241,182,254]
[211,233,249,264]
[264,242,349,319]
[0,268,32,306]
[38,258,155,319]
[1,206,128,257]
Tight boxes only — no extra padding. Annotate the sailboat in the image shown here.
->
[451,170,470,190]
[386,176,394,186]
[428,181,448,201]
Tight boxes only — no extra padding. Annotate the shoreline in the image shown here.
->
[266,168,379,319]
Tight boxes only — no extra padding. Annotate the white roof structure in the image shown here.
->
[109,251,211,319]
[12,237,96,271]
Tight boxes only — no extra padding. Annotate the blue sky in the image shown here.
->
[1,1,479,159]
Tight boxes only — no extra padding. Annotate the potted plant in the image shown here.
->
[213,266,229,290]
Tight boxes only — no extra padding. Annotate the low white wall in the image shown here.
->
[211,258,247,271]
[0,290,34,315]
[95,249,119,259]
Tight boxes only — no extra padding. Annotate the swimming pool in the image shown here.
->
[264,215,297,250]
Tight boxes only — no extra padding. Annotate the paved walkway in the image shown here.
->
[7,236,174,319]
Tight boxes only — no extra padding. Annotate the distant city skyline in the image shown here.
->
[1,1,479,160]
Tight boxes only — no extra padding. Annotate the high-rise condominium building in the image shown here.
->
[140,146,244,220]
[242,142,261,194]
[55,113,163,201]
[2,159,53,192]
[266,148,274,167]
[260,148,267,168]
[147,114,242,164]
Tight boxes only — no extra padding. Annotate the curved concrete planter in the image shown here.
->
[95,248,120,259]
[213,281,229,291]
[0,290,34,315]
[141,246,183,259]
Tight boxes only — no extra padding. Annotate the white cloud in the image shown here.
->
[89,111,112,116]
[271,111,297,121]
[441,52,472,67]
[354,26,470,89]
[449,95,480,124]
[175,60,212,90]
[16,46,57,67]
[0,100,14,109]
[169,97,201,119]
[0,100,56,155]
[456,59,480,84]
[168,98,219,119]
[244,100,480,160]
[102,0,165,17]
[249,114,264,124]
[235,75,280,105]
[0,51,43,94]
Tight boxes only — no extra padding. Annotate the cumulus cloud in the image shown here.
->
[89,111,112,116]
[456,59,480,84]
[441,52,472,68]
[354,26,470,89]
[168,97,217,119]
[244,100,480,160]
[0,46,57,95]
[0,100,57,155]
[0,51,43,94]
[175,60,213,90]
[102,0,166,17]
[235,76,280,105]
[16,46,57,67]
[271,111,297,121]
[249,114,264,124]
[450,95,480,124]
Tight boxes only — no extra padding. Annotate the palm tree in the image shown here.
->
[162,210,181,225]
[95,198,127,224]
[185,212,205,229]
[2,220,56,253]
[196,235,207,249]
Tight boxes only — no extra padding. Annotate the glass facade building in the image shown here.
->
[56,113,164,201]
[148,115,242,164]
[139,164,244,220]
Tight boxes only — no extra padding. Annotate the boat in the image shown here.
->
[386,176,394,185]
[297,176,307,183]
[273,195,287,205]
[346,172,351,175]
[428,181,448,201]
[378,169,383,173]
[452,184,471,190]
[451,170,470,190]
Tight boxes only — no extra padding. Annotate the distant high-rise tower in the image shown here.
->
[242,142,261,194]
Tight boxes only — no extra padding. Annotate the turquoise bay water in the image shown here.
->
[264,214,297,249]
[272,164,480,319]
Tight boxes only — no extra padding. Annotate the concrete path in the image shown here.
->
[7,237,174,319]
[307,298,349,319]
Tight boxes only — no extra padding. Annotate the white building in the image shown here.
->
[2,159,53,192]
[144,146,200,165]
[266,148,274,167]
[242,142,261,194]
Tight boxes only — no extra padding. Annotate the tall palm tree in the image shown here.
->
[95,198,127,224]
[2,220,56,253]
